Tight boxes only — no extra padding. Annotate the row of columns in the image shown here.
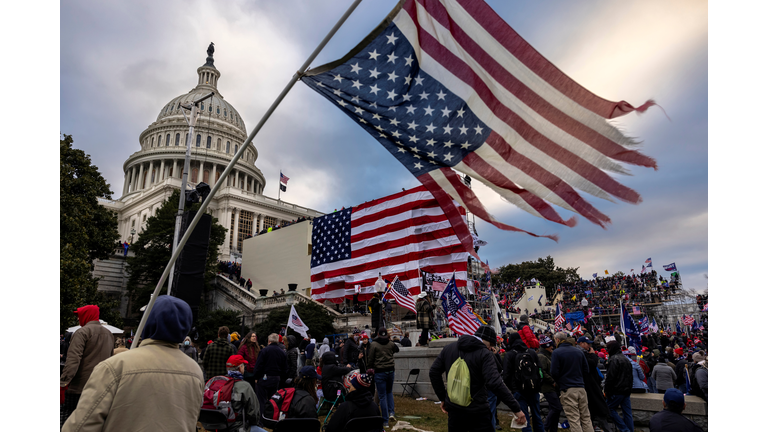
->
[123,159,263,196]
[221,208,278,254]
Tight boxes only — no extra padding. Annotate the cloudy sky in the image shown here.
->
[60,0,708,290]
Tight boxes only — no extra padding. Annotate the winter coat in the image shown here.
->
[516,322,540,349]
[400,336,412,347]
[429,335,521,414]
[651,363,677,391]
[537,348,556,393]
[550,342,588,391]
[416,298,434,330]
[650,409,705,432]
[342,337,360,365]
[370,297,384,330]
[287,389,319,419]
[253,343,288,382]
[674,359,689,386]
[203,338,236,379]
[180,345,198,362]
[60,318,115,394]
[237,343,260,373]
[604,354,633,396]
[229,379,260,431]
[631,359,648,391]
[318,338,331,357]
[61,339,205,432]
[368,336,400,373]
[321,352,352,398]
[502,338,541,395]
[286,336,300,382]
[325,389,381,432]
[583,350,610,418]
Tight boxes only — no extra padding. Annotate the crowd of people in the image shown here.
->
[429,314,707,432]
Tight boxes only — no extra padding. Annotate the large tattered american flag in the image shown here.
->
[302,0,655,242]
[440,274,481,335]
[310,185,468,304]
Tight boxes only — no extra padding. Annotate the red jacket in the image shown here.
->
[517,323,540,349]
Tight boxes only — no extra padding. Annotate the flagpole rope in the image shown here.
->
[131,0,364,349]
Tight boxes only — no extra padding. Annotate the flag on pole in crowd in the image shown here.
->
[287,305,310,338]
[650,318,659,333]
[641,265,646,274]
[440,274,482,335]
[604,270,609,275]
[310,185,469,303]
[645,258,653,267]
[572,323,583,335]
[632,306,641,315]
[682,314,695,326]
[565,322,572,331]
[630,269,634,273]
[620,302,641,352]
[639,316,649,335]
[702,303,708,312]
[592,273,598,279]
[663,262,677,272]
[585,309,593,321]
[554,303,565,331]
[385,276,418,314]
[676,320,682,334]
[691,319,699,331]
[301,0,657,244]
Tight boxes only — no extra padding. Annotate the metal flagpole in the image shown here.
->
[131,0,364,348]
[277,169,282,202]
[167,91,215,295]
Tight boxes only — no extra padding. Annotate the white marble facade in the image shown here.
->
[100,50,323,261]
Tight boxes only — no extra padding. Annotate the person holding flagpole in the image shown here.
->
[416,291,434,347]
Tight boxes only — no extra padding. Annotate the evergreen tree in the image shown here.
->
[60,134,122,331]
[126,189,226,314]
[253,301,336,346]
[492,255,580,297]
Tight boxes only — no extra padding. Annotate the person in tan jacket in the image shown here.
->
[62,296,205,432]
[60,305,114,427]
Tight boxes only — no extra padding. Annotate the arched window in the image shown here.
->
[196,134,201,147]
[226,141,230,153]
[150,137,154,147]
[203,170,210,183]
[216,106,220,114]
[206,136,211,149]
[234,144,238,154]
[175,133,180,146]
[224,109,227,117]
[217,138,221,151]
[166,134,170,146]
[200,103,204,111]
[185,133,189,146]
[209,104,212,112]
[191,168,198,182]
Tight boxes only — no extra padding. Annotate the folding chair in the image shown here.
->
[399,368,421,398]
[343,416,384,432]
[317,381,347,425]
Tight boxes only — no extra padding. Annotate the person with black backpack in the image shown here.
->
[503,332,546,432]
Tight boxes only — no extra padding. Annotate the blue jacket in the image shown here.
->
[550,342,589,391]
[253,343,288,381]
[631,359,648,390]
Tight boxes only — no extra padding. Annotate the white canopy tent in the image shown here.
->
[66,319,124,334]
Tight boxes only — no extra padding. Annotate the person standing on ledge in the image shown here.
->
[416,292,434,346]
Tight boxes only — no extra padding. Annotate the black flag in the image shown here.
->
[280,184,287,192]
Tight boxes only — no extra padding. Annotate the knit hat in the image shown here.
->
[691,352,706,363]
[474,325,497,346]
[598,352,606,359]
[674,348,684,356]
[230,332,240,342]
[344,371,373,391]
[520,314,529,323]
[361,333,369,340]
[540,336,554,348]
[627,346,637,355]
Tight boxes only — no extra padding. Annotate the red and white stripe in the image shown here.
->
[311,186,468,303]
[448,307,481,335]
[385,276,417,314]
[392,0,655,236]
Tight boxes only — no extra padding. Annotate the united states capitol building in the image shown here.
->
[100,47,323,262]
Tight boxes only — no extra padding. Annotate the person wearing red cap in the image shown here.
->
[60,305,114,428]
[673,348,689,393]
[223,354,263,432]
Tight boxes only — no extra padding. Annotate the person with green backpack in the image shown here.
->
[503,332,545,432]
[429,325,526,432]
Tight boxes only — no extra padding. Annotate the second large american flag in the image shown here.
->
[310,185,468,304]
